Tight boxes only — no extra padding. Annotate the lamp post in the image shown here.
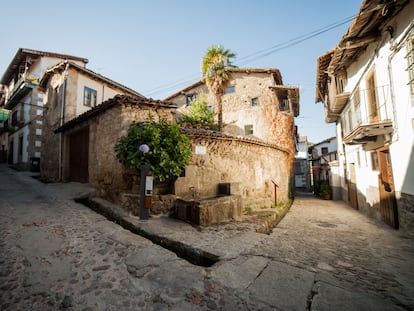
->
[139,144,152,220]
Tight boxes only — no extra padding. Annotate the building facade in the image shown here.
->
[316,0,413,229]
[309,137,338,199]
[0,48,88,170]
[39,61,144,182]
[294,136,311,192]
[165,68,300,154]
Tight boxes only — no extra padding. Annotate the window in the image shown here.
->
[321,147,328,155]
[11,111,18,126]
[226,85,235,94]
[371,151,379,171]
[186,94,196,107]
[244,124,253,135]
[335,70,347,94]
[276,89,290,112]
[251,97,258,107]
[353,87,361,125]
[84,87,97,107]
[347,108,353,132]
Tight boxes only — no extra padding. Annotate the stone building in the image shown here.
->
[53,95,176,203]
[52,94,293,221]
[39,60,143,182]
[166,68,300,204]
[166,68,299,153]
[0,48,88,170]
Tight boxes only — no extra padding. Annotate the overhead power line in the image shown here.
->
[143,14,356,98]
[235,15,355,66]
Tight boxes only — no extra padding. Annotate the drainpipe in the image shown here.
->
[59,63,69,181]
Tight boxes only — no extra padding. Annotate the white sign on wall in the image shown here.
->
[195,145,207,155]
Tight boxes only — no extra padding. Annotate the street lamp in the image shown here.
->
[139,144,152,220]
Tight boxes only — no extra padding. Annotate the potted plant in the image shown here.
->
[319,181,332,200]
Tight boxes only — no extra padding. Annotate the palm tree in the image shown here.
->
[201,45,236,131]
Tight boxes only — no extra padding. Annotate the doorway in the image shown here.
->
[377,146,398,229]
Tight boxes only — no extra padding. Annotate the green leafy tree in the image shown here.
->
[178,92,218,130]
[201,45,236,131]
[114,118,192,182]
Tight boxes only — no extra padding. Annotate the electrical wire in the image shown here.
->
[143,14,356,98]
[235,15,355,66]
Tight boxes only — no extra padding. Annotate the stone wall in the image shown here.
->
[175,129,292,209]
[88,104,176,203]
[55,96,292,217]
[398,192,414,230]
[40,73,65,181]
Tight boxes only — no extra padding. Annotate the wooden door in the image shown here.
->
[69,128,89,183]
[348,163,358,210]
[377,147,398,229]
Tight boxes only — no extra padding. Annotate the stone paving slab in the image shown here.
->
[310,280,406,311]
[209,255,269,290]
[248,261,315,311]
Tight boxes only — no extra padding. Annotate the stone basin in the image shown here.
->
[173,195,242,226]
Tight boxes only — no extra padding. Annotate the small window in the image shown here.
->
[251,97,258,107]
[226,85,235,94]
[84,87,97,107]
[321,147,328,155]
[186,94,196,107]
[371,151,379,171]
[244,124,253,135]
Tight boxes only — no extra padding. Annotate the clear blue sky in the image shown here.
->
[0,0,362,143]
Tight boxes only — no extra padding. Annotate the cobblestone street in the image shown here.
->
[1,164,413,310]
[252,194,414,309]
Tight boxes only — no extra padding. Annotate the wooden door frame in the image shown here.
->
[366,70,379,123]
[377,146,399,229]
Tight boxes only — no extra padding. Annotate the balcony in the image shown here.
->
[4,74,39,110]
[343,85,393,146]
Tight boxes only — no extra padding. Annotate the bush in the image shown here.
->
[178,92,218,130]
[114,118,192,182]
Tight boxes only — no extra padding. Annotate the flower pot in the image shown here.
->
[323,193,332,200]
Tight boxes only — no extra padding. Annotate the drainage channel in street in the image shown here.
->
[75,197,220,268]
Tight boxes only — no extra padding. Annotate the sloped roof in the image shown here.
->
[1,48,89,85]
[164,67,283,100]
[39,60,144,98]
[315,0,409,103]
[55,94,177,133]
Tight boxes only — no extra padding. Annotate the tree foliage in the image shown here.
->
[201,45,236,131]
[114,118,192,182]
[178,92,218,130]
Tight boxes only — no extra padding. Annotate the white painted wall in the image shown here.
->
[335,1,414,200]
[76,74,130,115]
[312,137,337,158]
